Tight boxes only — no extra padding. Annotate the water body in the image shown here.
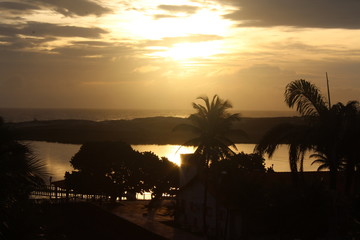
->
[24,141,81,182]
[24,141,318,182]
[12,108,303,183]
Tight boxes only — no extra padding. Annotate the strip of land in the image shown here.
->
[7,116,303,144]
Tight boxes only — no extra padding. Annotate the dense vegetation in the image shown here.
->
[65,141,179,200]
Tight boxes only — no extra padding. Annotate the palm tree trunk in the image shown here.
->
[202,166,209,235]
[345,155,355,195]
[329,151,338,190]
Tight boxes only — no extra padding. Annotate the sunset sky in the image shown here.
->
[1,0,360,111]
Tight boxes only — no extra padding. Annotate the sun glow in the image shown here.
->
[132,145,196,166]
[149,41,224,60]
[168,145,196,166]
[116,4,232,40]
[103,1,234,62]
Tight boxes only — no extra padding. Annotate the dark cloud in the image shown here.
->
[51,44,133,58]
[0,0,111,17]
[0,22,109,55]
[223,0,360,29]
[0,24,20,37]
[27,0,111,17]
[158,5,199,14]
[24,22,108,38]
[0,1,39,11]
[0,36,55,50]
[0,22,107,39]
[0,37,135,61]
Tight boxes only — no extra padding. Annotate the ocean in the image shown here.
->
[0,108,298,123]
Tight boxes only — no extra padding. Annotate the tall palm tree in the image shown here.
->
[174,95,243,233]
[255,79,347,188]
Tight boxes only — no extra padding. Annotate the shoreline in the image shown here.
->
[0,108,298,123]
[7,116,303,145]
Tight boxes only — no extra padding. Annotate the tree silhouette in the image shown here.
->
[174,95,243,233]
[66,141,141,199]
[66,141,179,199]
[0,117,46,239]
[137,151,179,199]
[255,79,360,190]
[331,101,360,193]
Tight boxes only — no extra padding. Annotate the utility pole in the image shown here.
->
[326,72,331,108]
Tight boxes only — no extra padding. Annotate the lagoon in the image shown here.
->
[24,141,319,182]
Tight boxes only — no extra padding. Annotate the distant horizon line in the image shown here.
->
[0,107,296,112]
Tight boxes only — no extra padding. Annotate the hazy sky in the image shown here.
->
[1,0,360,111]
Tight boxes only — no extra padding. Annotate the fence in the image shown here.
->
[32,185,102,201]
[31,185,154,202]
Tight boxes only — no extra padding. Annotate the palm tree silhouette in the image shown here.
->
[255,80,329,176]
[174,95,243,233]
[175,95,242,166]
[255,79,358,189]
[0,117,46,237]
[310,152,345,172]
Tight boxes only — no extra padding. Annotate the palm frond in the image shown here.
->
[179,137,202,147]
[210,95,218,109]
[285,79,328,117]
[192,102,208,117]
[255,123,302,157]
[197,95,211,112]
[317,164,329,171]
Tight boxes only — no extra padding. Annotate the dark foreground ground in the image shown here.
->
[11,202,166,240]
[7,199,360,240]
